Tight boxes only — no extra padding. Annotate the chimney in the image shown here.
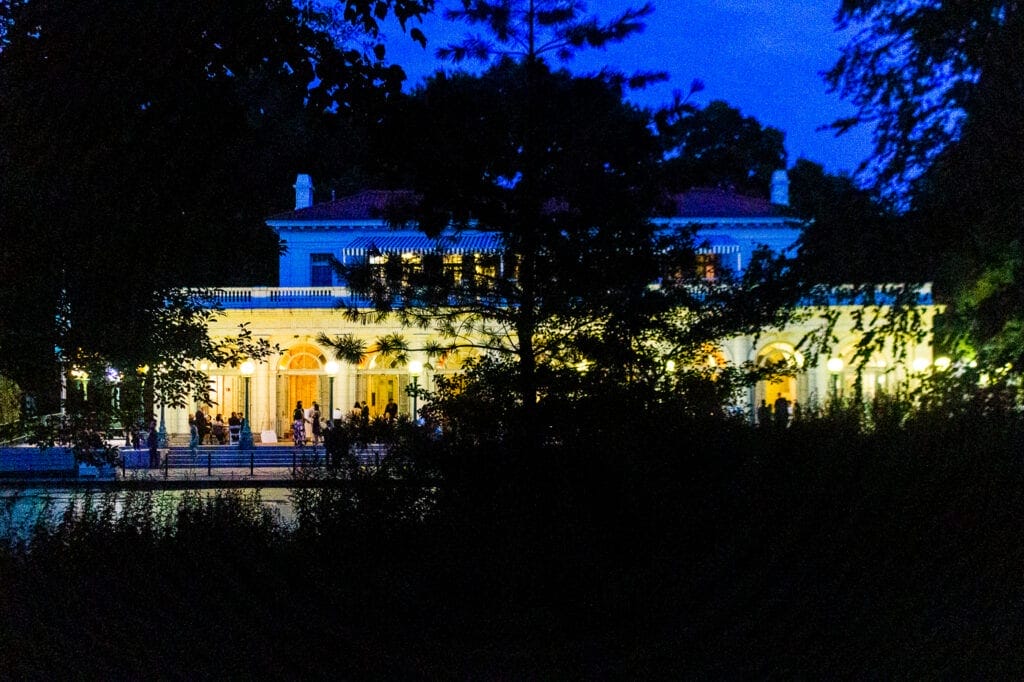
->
[294,173,314,210]
[770,169,789,206]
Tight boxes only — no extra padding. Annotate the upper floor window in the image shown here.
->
[696,253,719,281]
[310,253,333,286]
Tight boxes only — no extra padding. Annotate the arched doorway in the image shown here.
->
[755,342,803,413]
[276,344,328,436]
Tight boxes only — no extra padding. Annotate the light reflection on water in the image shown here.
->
[0,487,299,542]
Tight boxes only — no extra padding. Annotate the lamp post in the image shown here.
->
[152,365,169,447]
[407,360,422,421]
[157,399,169,448]
[239,360,255,449]
[325,360,339,422]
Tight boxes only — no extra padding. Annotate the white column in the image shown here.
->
[260,362,276,433]
[343,366,357,417]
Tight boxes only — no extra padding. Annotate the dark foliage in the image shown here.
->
[657,99,787,197]
[0,0,431,396]
[826,0,1024,368]
[3,394,1024,676]
[790,158,933,285]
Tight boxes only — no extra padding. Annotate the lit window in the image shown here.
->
[696,253,719,281]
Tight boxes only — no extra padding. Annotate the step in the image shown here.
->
[119,445,390,469]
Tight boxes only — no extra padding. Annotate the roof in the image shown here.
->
[269,186,796,225]
[268,190,419,222]
[663,187,790,219]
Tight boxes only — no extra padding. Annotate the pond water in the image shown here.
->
[0,487,299,542]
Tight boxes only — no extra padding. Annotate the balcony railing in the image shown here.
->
[205,282,936,311]
[210,287,355,308]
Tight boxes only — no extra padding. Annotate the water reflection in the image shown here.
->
[0,487,299,542]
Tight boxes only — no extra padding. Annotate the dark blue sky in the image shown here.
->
[383,0,874,178]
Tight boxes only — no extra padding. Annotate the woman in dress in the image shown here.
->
[310,401,322,445]
[292,400,306,446]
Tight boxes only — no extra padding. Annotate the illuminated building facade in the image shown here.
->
[159,172,938,438]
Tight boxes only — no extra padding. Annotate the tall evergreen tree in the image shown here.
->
[329,58,664,424]
[324,1,661,443]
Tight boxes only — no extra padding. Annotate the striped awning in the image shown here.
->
[341,232,503,257]
[694,234,741,254]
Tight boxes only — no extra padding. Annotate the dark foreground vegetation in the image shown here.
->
[3,396,1024,678]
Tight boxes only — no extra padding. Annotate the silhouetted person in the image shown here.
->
[195,410,209,444]
[774,393,790,429]
[324,419,348,468]
[188,416,200,461]
[147,419,159,468]
[310,401,322,445]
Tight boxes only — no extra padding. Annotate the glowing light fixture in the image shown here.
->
[826,358,844,373]
[934,356,951,370]
[912,357,930,372]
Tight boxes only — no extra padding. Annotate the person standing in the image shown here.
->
[188,416,200,463]
[147,419,159,468]
[324,419,349,469]
[773,393,790,429]
[194,409,208,444]
[292,400,306,446]
[310,401,322,445]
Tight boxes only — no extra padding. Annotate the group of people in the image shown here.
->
[289,397,402,447]
[190,410,245,445]
[350,399,399,422]
[292,400,322,446]
[757,393,800,429]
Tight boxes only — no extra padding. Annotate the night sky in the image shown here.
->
[383,0,875,178]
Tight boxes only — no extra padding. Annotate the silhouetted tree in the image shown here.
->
[325,1,663,445]
[657,99,786,196]
[0,0,432,399]
[789,158,928,284]
[826,0,1024,368]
